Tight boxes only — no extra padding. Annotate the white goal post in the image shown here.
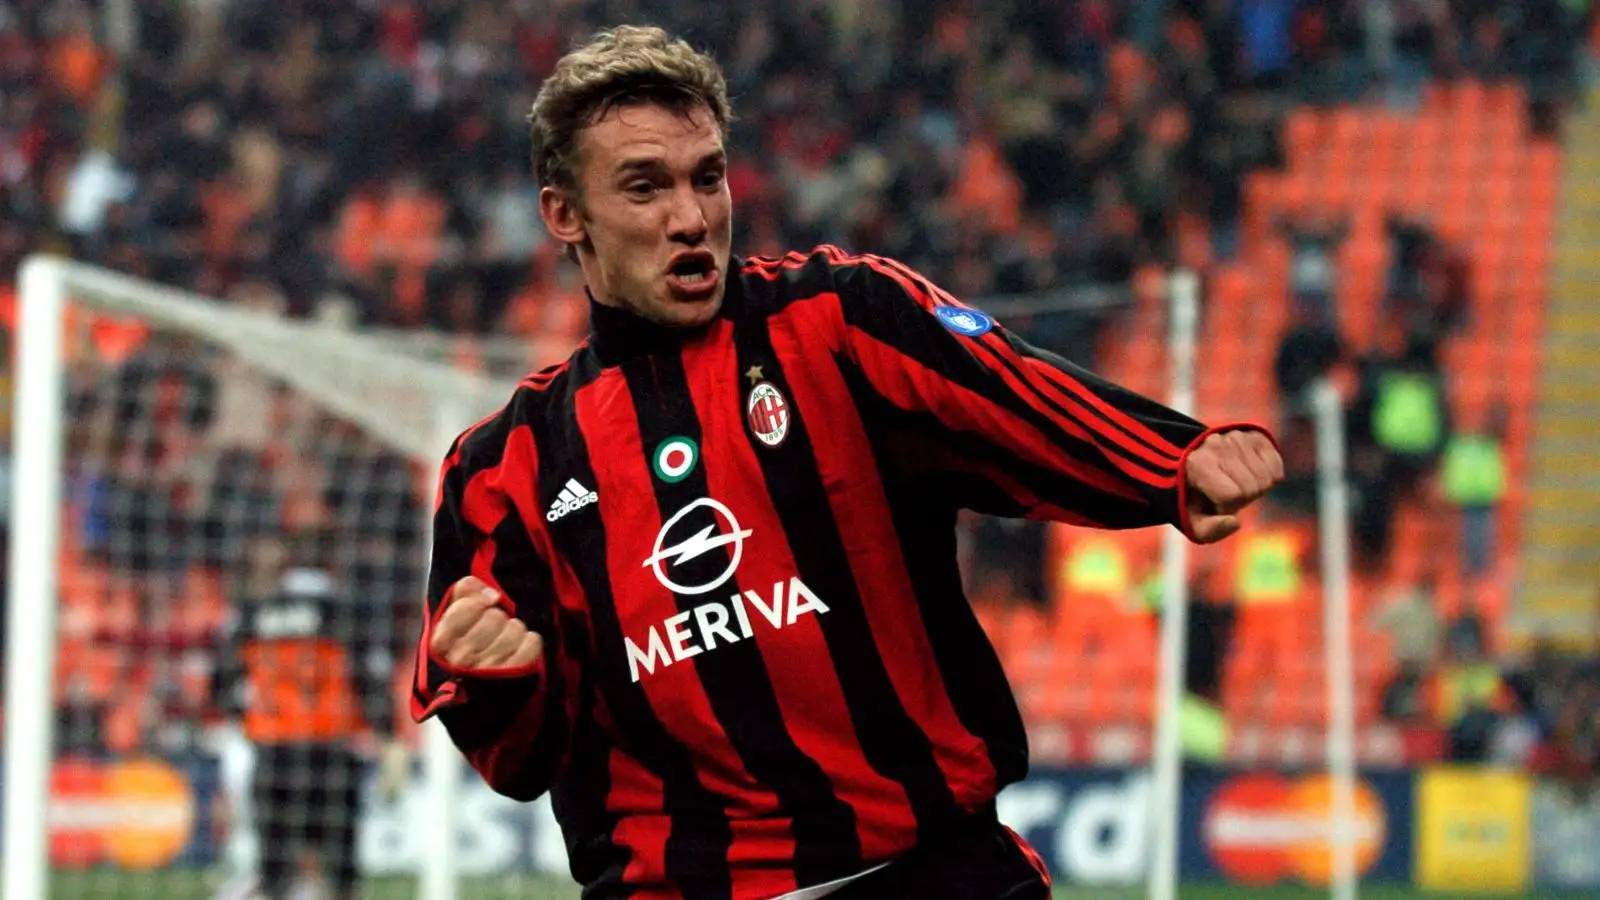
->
[3,254,515,900]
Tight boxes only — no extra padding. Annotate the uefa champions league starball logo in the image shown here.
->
[935,306,995,337]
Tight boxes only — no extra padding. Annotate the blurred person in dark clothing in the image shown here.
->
[1423,233,1472,334]
[1349,444,1396,568]
[1266,412,1320,518]
[1504,641,1593,748]
[1276,210,1350,321]
[211,530,405,900]
[1274,300,1345,422]
[964,516,1049,609]
[1344,348,1400,565]
[1529,679,1599,797]
[1183,561,1235,706]
[1385,214,1434,328]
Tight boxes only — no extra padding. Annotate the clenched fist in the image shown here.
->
[429,576,544,673]
[1184,429,1283,544]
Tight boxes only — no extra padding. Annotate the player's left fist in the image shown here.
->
[1183,429,1283,544]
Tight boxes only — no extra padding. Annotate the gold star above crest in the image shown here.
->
[745,365,765,384]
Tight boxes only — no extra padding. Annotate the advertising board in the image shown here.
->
[6,755,1434,888]
[1414,766,1531,893]
[996,766,1413,886]
[1531,779,1600,891]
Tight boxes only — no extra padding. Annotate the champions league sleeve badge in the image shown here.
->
[934,305,995,337]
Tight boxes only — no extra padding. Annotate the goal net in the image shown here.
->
[1,256,572,900]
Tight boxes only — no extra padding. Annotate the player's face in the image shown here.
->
[546,102,733,330]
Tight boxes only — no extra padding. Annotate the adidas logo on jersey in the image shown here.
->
[547,479,598,521]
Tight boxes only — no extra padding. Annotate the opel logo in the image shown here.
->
[642,498,753,595]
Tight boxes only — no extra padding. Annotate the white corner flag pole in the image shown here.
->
[1313,379,1359,900]
[1148,268,1199,900]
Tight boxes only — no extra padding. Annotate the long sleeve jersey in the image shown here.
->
[412,245,1259,899]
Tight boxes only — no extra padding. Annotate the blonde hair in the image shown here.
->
[529,25,732,192]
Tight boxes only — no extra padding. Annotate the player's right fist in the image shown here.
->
[429,576,544,673]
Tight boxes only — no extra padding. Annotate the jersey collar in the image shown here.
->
[585,265,745,367]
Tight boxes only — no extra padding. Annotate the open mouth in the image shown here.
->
[667,253,719,297]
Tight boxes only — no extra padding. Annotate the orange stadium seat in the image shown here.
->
[177,565,228,634]
[55,640,127,703]
[1283,108,1319,168]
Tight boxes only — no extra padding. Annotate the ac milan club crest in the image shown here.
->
[745,381,790,447]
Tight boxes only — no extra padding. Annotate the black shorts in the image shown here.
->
[828,809,1051,900]
[251,742,363,897]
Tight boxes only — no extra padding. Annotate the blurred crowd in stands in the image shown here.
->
[3,0,1591,351]
[0,0,1593,779]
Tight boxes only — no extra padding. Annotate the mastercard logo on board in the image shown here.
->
[1202,773,1387,886]
[49,757,196,870]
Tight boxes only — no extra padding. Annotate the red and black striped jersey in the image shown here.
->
[411,246,1262,899]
